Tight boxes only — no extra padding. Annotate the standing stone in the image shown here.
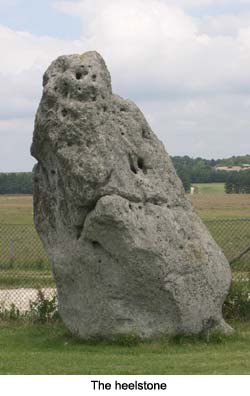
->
[31,51,232,338]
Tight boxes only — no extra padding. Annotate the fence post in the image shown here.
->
[9,239,15,269]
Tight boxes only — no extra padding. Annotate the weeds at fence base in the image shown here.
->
[0,303,21,320]
[29,289,58,322]
[0,289,59,323]
[223,280,250,321]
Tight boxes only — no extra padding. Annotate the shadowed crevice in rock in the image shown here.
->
[31,51,232,339]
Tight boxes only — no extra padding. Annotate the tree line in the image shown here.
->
[0,173,33,194]
[225,171,250,194]
[171,156,228,191]
[171,155,250,193]
[0,154,250,194]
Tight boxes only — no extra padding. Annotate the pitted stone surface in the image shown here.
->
[31,51,232,338]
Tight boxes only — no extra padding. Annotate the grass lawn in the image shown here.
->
[0,320,250,374]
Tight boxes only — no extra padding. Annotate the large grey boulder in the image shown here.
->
[31,51,232,338]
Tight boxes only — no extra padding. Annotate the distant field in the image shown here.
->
[189,193,250,219]
[190,182,250,218]
[192,183,225,194]
[1,190,250,224]
[0,195,33,224]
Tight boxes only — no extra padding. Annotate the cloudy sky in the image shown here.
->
[1,0,250,171]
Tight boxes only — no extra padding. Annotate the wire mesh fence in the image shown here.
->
[0,224,55,310]
[0,219,250,310]
[205,218,250,280]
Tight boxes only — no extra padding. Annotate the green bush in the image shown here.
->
[224,280,250,321]
[29,289,58,323]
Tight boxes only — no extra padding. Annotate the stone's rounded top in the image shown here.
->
[78,50,106,63]
[42,51,112,104]
[32,50,189,207]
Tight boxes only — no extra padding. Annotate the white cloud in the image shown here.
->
[54,0,250,11]
[0,25,83,74]
[52,0,250,99]
[164,0,250,6]
[140,94,250,159]
[0,0,17,6]
[196,12,250,37]
[0,24,84,171]
[0,118,36,172]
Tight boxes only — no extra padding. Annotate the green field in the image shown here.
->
[0,195,33,224]
[0,320,249,374]
[1,190,250,223]
[190,182,250,219]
